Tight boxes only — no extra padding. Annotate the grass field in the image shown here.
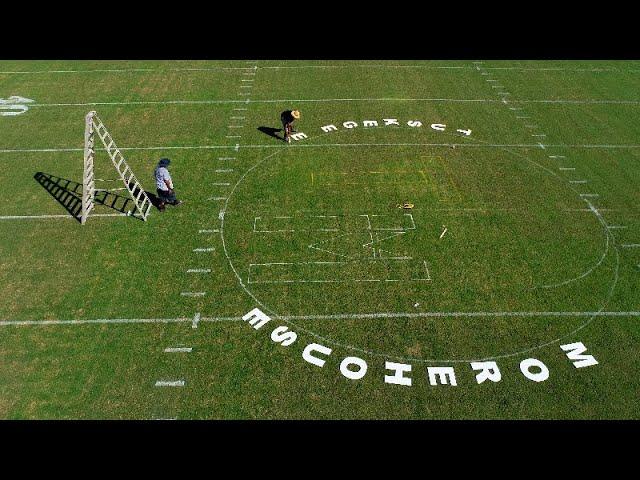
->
[1,60,639,419]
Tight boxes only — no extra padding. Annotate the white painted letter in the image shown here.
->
[363,120,379,127]
[457,128,472,136]
[291,132,308,141]
[343,121,358,129]
[427,367,457,386]
[383,118,400,126]
[560,342,599,368]
[520,358,550,382]
[340,357,368,380]
[270,325,297,347]
[470,361,502,384]
[242,308,271,330]
[407,120,422,127]
[302,343,332,367]
[384,361,412,386]
[321,124,338,133]
[430,123,446,131]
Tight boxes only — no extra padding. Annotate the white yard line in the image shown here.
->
[0,213,129,220]
[2,311,640,327]
[20,97,640,109]
[6,143,640,155]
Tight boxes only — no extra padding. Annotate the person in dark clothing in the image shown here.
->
[280,109,300,143]
[154,158,183,212]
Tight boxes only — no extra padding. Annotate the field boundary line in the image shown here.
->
[3,311,640,327]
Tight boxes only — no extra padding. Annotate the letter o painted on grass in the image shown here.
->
[519,358,550,382]
[339,357,368,380]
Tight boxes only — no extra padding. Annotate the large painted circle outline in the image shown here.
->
[220,128,619,363]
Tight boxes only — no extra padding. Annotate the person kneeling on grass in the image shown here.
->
[154,158,182,212]
[280,109,300,143]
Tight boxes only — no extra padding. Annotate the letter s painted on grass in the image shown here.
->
[270,326,297,347]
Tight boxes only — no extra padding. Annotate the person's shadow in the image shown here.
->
[258,126,285,142]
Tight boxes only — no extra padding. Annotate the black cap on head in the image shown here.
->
[159,158,171,167]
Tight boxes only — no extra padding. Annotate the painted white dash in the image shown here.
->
[228,125,245,128]
[233,108,248,110]
[155,380,185,387]
[199,229,219,233]
[192,312,201,329]
[580,193,599,197]
[226,135,242,138]
[218,157,236,160]
[516,116,530,119]
[187,268,211,273]
[569,180,588,184]
[207,197,227,201]
[559,167,576,170]
[230,116,246,119]
[549,155,566,159]
[607,225,627,229]
[164,347,192,353]
[193,247,215,252]
[181,292,206,297]
[622,244,640,248]
[532,134,547,137]
[213,182,231,186]
[509,107,523,110]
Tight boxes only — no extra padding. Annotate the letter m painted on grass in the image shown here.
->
[560,342,599,368]
[242,308,271,330]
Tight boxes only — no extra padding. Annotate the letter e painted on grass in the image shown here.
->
[384,361,412,386]
[321,124,338,133]
[470,361,502,384]
[343,121,358,129]
[520,358,550,382]
[427,367,457,386]
[560,342,599,368]
[242,308,271,330]
[302,343,332,367]
[270,326,297,347]
[383,118,400,126]
[340,357,368,380]
[363,120,379,127]
[291,132,308,141]
[456,128,472,136]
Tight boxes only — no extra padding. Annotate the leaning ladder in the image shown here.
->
[81,111,152,224]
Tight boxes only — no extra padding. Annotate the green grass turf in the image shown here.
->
[0,60,639,419]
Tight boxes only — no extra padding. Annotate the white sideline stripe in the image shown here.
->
[3,311,640,327]
[187,269,211,273]
[164,347,192,353]
[155,381,185,387]
[193,247,215,252]
[9,143,640,154]
[0,213,128,220]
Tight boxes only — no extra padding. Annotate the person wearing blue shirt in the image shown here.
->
[154,158,182,212]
